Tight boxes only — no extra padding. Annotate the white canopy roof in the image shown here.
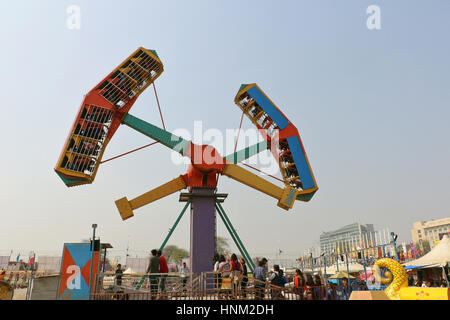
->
[123,267,135,274]
[324,262,366,275]
[403,234,450,267]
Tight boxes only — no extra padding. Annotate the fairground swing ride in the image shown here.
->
[54,47,318,278]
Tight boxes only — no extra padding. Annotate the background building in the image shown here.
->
[411,217,450,248]
[320,223,376,254]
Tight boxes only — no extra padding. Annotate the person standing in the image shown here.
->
[313,274,325,300]
[115,264,123,286]
[253,260,267,300]
[219,255,232,299]
[268,265,283,300]
[325,282,337,300]
[216,255,226,291]
[213,253,220,289]
[180,262,189,291]
[157,250,169,296]
[230,254,243,297]
[294,269,305,300]
[240,258,248,298]
[304,274,315,300]
[341,277,353,300]
[146,249,160,299]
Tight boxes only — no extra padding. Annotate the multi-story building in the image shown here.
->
[411,217,450,247]
[320,223,376,254]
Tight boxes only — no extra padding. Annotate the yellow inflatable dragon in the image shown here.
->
[373,258,408,300]
[373,258,449,300]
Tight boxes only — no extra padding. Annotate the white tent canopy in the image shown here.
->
[301,262,368,275]
[123,267,135,274]
[403,234,450,267]
[324,262,366,275]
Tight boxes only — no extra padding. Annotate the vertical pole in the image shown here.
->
[102,248,107,273]
[26,253,36,300]
[323,255,327,284]
[390,232,399,261]
[335,251,339,272]
[189,188,216,282]
[362,250,368,283]
[345,251,350,284]
[443,267,449,288]
[89,224,97,300]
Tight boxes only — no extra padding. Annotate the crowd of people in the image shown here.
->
[112,250,448,300]
[291,269,364,300]
[114,248,189,299]
[212,254,368,300]
[213,253,249,299]
[411,277,448,288]
[144,249,170,298]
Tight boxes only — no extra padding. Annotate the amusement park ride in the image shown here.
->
[54,47,318,277]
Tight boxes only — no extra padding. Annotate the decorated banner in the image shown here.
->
[56,243,100,300]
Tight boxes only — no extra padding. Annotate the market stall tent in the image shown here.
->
[403,234,450,268]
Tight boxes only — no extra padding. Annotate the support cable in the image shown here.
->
[153,82,166,130]
[100,141,158,164]
[240,162,285,183]
[234,110,245,153]
[100,82,166,164]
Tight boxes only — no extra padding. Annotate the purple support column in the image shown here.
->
[189,187,216,279]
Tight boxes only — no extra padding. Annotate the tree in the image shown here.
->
[216,237,229,256]
[171,248,189,265]
[162,245,180,259]
[162,245,189,265]
[422,240,431,254]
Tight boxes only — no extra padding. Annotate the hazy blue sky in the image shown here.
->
[1,1,449,262]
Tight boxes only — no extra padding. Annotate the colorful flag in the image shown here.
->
[16,253,20,262]
[410,242,415,258]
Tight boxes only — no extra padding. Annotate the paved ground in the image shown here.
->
[12,288,27,300]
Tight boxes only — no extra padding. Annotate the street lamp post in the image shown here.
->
[89,224,97,300]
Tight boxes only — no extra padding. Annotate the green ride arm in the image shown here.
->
[122,113,190,155]
[123,113,268,162]
[224,140,269,164]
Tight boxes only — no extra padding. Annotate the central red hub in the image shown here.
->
[184,143,227,189]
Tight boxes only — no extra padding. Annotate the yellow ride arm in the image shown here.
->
[222,164,299,210]
[115,176,187,220]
